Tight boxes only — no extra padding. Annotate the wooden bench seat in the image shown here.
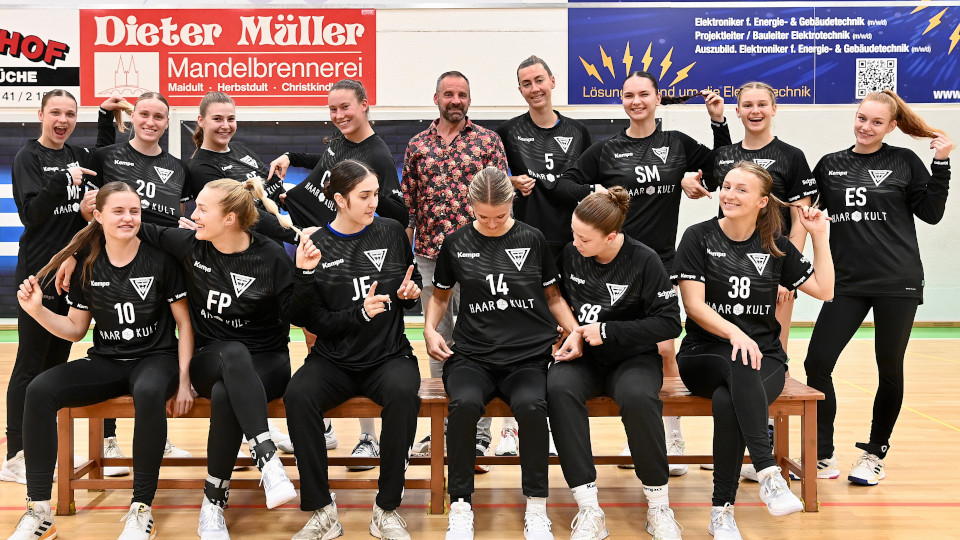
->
[56,376,822,515]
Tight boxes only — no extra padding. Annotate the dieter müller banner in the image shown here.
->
[569,2,960,104]
[79,8,376,106]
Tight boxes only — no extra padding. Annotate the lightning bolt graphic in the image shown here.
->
[642,43,654,72]
[669,62,697,87]
[659,47,674,81]
[623,42,634,76]
[911,0,930,14]
[923,8,947,35]
[950,22,960,54]
[579,56,604,83]
[600,46,616,79]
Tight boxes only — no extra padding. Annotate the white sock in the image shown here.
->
[31,500,52,515]
[756,465,780,482]
[359,418,378,442]
[572,482,600,510]
[664,417,682,438]
[643,485,670,508]
[526,496,547,515]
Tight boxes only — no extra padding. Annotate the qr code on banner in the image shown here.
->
[855,58,897,99]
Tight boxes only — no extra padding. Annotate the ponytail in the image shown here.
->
[729,161,791,257]
[36,182,138,286]
[244,177,299,237]
[205,178,300,238]
[113,100,134,134]
[863,91,945,139]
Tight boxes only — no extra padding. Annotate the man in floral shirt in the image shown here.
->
[402,71,507,462]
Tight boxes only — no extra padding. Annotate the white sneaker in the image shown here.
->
[445,500,474,540]
[8,501,56,540]
[198,499,230,540]
[346,434,379,472]
[524,511,553,540]
[163,439,192,458]
[268,422,295,454]
[666,432,688,476]
[118,502,158,540]
[293,499,342,540]
[646,505,682,540]
[370,504,410,540]
[260,456,297,509]
[233,449,250,471]
[0,450,27,484]
[848,452,885,486]
[103,436,131,477]
[708,504,741,540]
[412,435,431,456]
[617,442,634,470]
[758,467,803,516]
[570,506,608,540]
[548,430,558,457]
[700,463,715,470]
[739,464,758,482]
[817,455,840,479]
[495,427,519,456]
[324,423,338,451]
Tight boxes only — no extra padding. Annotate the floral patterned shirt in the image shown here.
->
[401,117,507,259]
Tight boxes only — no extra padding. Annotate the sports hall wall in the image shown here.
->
[1,2,959,323]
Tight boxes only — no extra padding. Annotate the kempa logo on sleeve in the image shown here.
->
[554,136,573,153]
[753,158,775,169]
[747,253,770,275]
[230,272,256,297]
[606,283,628,305]
[505,248,530,271]
[652,146,669,164]
[364,248,387,272]
[130,276,155,301]
[869,169,892,186]
[154,166,174,184]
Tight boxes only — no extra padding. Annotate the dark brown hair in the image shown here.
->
[573,187,630,235]
[37,182,138,286]
[517,55,553,82]
[193,91,235,154]
[622,71,701,105]
[323,159,377,204]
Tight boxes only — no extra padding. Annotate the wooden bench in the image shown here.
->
[57,376,822,516]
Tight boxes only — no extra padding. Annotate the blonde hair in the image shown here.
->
[861,90,945,139]
[728,161,790,257]
[205,178,300,237]
[468,167,514,206]
[737,81,777,106]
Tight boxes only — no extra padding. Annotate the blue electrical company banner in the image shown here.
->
[569,3,960,104]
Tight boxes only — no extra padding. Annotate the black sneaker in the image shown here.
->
[475,439,490,473]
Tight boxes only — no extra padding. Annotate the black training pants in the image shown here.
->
[443,356,550,499]
[678,342,785,506]
[548,355,669,488]
[23,354,178,504]
[804,295,919,459]
[190,340,290,480]
[284,354,420,511]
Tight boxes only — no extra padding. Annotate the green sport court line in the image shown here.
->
[0,326,957,344]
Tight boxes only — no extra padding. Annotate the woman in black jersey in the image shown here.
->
[803,91,954,485]
[91,92,188,228]
[9,182,192,540]
[284,159,422,540]
[4,89,123,484]
[706,82,817,356]
[674,162,833,539]
[554,70,730,475]
[185,91,298,247]
[55,178,299,539]
[267,79,408,229]
[549,188,683,540]
[425,167,580,540]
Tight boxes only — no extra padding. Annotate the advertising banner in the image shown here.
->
[569,3,960,104]
[79,8,376,106]
[0,9,80,107]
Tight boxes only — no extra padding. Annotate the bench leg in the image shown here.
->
[88,418,104,485]
[56,409,75,516]
[802,401,819,512]
[429,406,446,515]
[774,414,789,481]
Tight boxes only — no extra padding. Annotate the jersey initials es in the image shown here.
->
[675,218,813,353]
[434,221,559,365]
